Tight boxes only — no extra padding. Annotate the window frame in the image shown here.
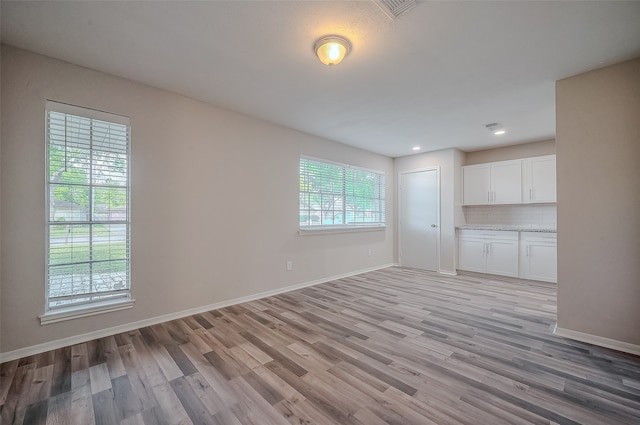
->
[41,101,134,324]
[299,155,386,234]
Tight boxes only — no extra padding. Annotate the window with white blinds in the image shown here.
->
[46,101,131,312]
[300,156,386,229]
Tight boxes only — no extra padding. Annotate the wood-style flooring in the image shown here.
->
[2,267,639,425]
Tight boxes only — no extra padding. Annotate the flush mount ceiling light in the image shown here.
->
[314,35,352,66]
[412,146,421,151]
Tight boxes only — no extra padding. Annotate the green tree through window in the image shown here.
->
[46,102,131,312]
[300,157,385,227]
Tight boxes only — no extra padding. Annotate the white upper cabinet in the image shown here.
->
[462,159,521,205]
[523,155,556,203]
[491,160,522,204]
[462,155,556,205]
[462,163,491,205]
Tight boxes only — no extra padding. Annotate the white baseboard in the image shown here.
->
[438,270,458,276]
[553,324,640,356]
[0,264,396,363]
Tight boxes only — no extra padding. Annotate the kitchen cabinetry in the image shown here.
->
[458,230,519,277]
[523,155,556,203]
[519,232,557,282]
[462,164,491,205]
[462,155,557,205]
[462,160,522,205]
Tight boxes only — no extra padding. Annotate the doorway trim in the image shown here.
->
[398,166,441,272]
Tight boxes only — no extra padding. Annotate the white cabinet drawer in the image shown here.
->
[459,229,518,240]
[520,231,557,240]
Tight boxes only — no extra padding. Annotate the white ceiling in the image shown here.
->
[2,1,640,158]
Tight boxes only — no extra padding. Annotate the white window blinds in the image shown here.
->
[300,157,386,228]
[46,101,131,311]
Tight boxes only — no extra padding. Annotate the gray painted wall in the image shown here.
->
[556,57,640,346]
[0,46,395,354]
[465,139,555,165]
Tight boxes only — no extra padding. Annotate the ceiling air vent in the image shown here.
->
[485,123,502,132]
[486,122,507,135]
[373,0,417,19]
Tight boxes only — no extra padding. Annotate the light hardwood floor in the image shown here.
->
[1,267,639,425]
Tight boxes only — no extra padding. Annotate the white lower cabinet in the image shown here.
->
[458,230,519,277]
[458,237,487,273]
[519,232,557,283]
[486,239,520,277]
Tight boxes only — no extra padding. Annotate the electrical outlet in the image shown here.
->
[286,260,293,271]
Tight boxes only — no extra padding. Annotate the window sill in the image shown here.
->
[298,224,386,236]
[39,298,135,325]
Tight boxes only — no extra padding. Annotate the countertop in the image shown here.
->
[457,225,557,233]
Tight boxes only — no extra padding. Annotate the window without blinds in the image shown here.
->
[299,157,386,228]
[46,102,131,311]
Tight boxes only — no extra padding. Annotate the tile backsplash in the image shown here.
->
[463,204,557,227]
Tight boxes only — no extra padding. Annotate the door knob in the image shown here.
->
[430,224,438,228]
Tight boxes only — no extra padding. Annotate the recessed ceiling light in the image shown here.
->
[412,146,421,151]
[493,130,506,135]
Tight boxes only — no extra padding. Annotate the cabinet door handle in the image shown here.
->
[526,245,530,257]
[529,188,532,200]
[482,242,486,253]
[486,242,490,254]
[487,191,490,203]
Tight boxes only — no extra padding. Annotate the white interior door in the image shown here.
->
[399,169,439,271]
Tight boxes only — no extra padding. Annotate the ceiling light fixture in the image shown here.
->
[314,35,352,66]
[412,146,421,151]
[493,130,506,135]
